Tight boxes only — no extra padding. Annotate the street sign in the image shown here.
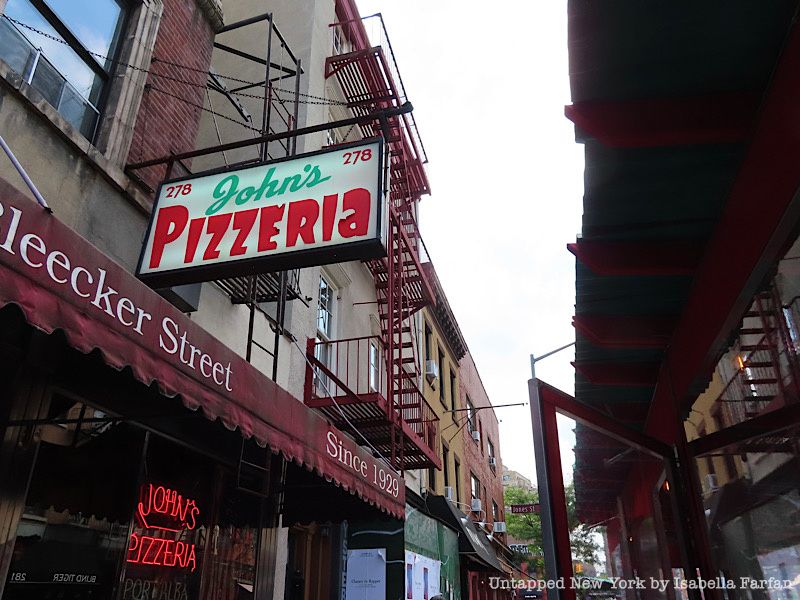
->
[510,503,540,514]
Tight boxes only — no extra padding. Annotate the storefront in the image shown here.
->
[404,498,462,600]
[0,177,405,599]
[533,2,800,599]
[426,497,510,600]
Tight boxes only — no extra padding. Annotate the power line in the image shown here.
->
[148,84,260,132]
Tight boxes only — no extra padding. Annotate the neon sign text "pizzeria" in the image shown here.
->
[127,484,200,572]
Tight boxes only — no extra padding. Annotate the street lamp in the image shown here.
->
[529,342,574,599]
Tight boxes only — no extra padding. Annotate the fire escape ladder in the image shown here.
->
[751,291,785,402]
[718,288,797,426]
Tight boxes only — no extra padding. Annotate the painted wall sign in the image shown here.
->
[137,139,386,287]
[128,483,200,572]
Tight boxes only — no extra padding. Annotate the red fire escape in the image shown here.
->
[303,10,440,472]
[714,285,800,428]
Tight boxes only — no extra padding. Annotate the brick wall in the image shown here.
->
[128,0,215,191]
[459,352,505,535]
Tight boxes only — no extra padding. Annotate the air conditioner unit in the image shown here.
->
[425,360,439,384]
[704,473,718,493]
[444,486,454,501]
[471,430,481,443]
[493,521,507,533]
[488,457,496,467]
[471,498,482,512]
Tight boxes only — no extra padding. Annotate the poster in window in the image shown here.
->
[404,551,441,600]
[345,548,386,600]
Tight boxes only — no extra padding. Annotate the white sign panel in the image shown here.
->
[405,550,441,600]
[137,139,386,287]
[345,548,386,600]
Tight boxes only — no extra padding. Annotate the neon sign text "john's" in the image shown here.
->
[128,484,200,572]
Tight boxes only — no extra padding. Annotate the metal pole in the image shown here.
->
[272,270,287,382]
[0,133,50,211]
[246,275,257,363]
[528,342,575,598]
[529,362,561,598]
[291,58,301,156]
[260,14,274,161]
[533,342,575,366]
[126,103,415,171]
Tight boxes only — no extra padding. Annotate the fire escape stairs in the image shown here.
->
[310,35,438,472]
[735,288,789,417]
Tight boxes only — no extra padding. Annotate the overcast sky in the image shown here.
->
[355,1,585,483]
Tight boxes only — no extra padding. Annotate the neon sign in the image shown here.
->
[136,483,199,531]
[127,484,200,572]
[127,535,197,572]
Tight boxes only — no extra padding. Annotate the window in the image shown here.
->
[470,473,480,502]
[488,439,496,468]
[1,0,126,139]
[326,126,340,147]
[332,25,347,55]
[3,396,260,599]
[479,422,484,454]
[439,350,446,406]
[450,370,457,409]
[492,500,500,523]
[424,322,432,363]
[454,457,461,504]
[369,340,381,392]
[466,397,476,434]
[326,109,341,147]
[427,467,436,493]
[317,273,335,339]
[314,274,335,395]
[4,398,144,598]
[442,444,450,488]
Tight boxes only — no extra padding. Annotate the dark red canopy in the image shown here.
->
[0,177,404,518]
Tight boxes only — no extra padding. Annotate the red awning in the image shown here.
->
[0,177,404,518]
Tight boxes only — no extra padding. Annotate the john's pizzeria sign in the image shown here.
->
[128,483,201,571]
[137,139,387,287]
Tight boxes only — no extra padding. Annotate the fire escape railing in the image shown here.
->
[302,11,439,471]
[303,336,440,470]
[714,286,800,429]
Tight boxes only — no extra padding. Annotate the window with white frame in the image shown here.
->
[332,25,348,56]
[326,124,341,147]
[0,0,126,140]
[369,340,381,392]
[314,274,335,394]
[317,273,335,340]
